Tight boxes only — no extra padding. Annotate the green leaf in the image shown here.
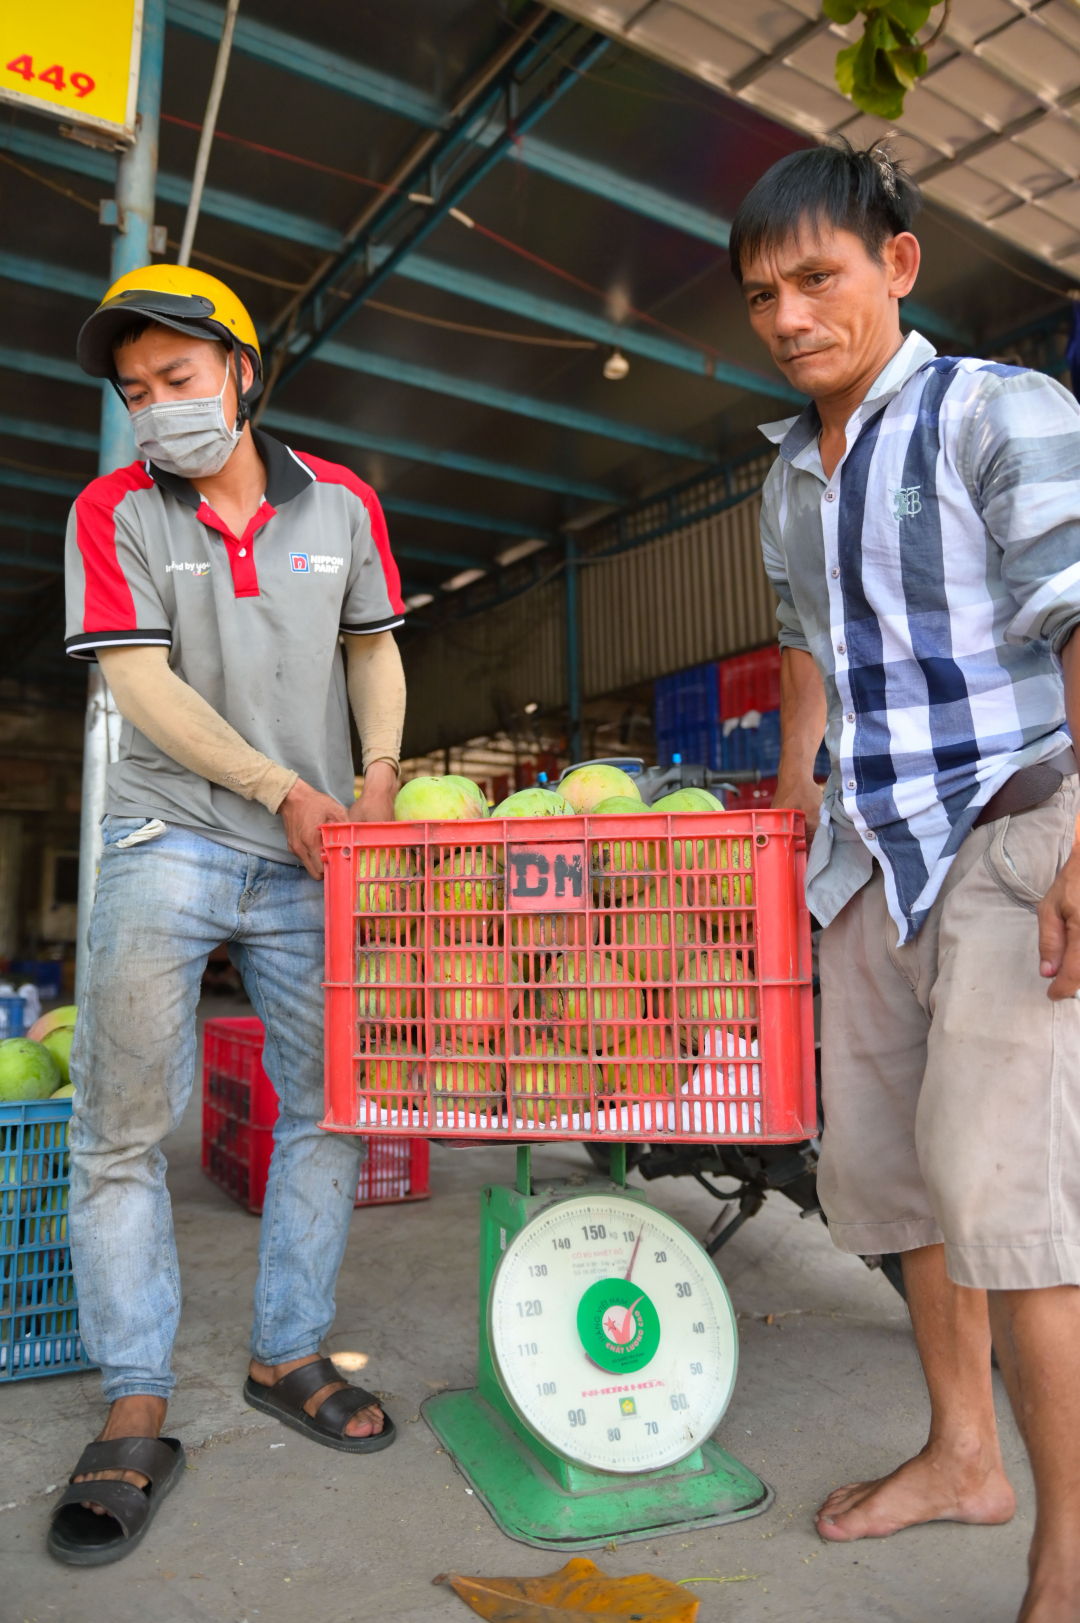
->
[886,0,935,33]
[834,38,861,95]
[854,77,907,116]
[822,0,863,23]
[833,0,944,115]
[864,12,903,53]
[891,47,927,88]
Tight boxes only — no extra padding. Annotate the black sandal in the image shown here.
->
[47,1436,186,1566]
[243,1357,396,1454]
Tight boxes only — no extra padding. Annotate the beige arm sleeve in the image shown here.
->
[98,645,298,813]
[344,630,406,772]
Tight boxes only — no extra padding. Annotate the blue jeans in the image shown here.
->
[69,817,364,1402]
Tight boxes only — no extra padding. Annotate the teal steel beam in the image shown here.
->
[316,341,713,459]
[0,512,66,539]
[276,22,611,389]
[899,298,972,345]
[0,346,86,386]
[0,467,83,499]
[260,406,620,502]
[0,123,115,186]
[1,90,725,264]
[158,4,741,258]
[395,256,803,402]
[0,240,798,404]
[0,413,99,453]
[393,543,487,570]
[0,551,62,573]
[0,391,622,503]
[0,240,968,376]
[0,125,342,253]
[499,134,733,249]
[166,0,444,128]
[153,176,340,252]
[0,251,104,304]
[0,102,970,355]
[379,495,551,540]
[168,3,972,345]
[0,256,722,453]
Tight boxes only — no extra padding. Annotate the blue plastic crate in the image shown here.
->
[719,711,830,779]
[0,1099,94,1382]
[719,710,781,776]
[720,725,752,771]
[655,664,719,730]
[9,960,64,1002]
[655,664,722,769]
[0,997,24,1039]
[756,710,782,776]
[656,722,722,771]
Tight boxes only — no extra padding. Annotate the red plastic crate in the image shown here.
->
[321,810,815,1144]
[722,778,778,812]
[719,645,782,720]
[202,1017,430,1214]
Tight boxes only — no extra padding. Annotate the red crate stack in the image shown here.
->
[202,1017,430,1214]
[719,645,782,720]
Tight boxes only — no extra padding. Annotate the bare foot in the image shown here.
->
[816,1438,1016,1542]
[72,1393,168,1517]
[248,1354,384,1439]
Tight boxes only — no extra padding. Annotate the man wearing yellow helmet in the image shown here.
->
[50,265,406,1565]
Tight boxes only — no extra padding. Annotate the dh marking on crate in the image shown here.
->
[507,842,587,910]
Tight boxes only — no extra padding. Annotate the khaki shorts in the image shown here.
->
[818,775,1080,1291]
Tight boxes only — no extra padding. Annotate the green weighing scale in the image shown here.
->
[422,1142,771,1549]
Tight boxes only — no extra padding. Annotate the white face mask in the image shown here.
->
[130,358,243,479]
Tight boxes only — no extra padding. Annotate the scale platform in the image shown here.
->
[424,1385,770,1549]
[423,1146,772,1550]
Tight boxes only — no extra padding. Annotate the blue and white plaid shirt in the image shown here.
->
[759,331,1080,942]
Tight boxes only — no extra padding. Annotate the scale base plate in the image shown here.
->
[423,1386,772,1551]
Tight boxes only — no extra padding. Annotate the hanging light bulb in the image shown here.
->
[603,349,630,381]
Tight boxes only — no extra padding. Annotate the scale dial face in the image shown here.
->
[488,1192,738,1474]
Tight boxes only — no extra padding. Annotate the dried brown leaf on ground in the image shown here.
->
[433,1557,699,1623]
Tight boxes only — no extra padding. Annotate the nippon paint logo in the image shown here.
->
[166,560,211,576]
[292,552,344,575]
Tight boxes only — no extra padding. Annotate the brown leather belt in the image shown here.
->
[973,747,1077,828]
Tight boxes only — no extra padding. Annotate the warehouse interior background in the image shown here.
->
[3,0,1080,984]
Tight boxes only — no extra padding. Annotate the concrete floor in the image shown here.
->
[1,998,1035,1622]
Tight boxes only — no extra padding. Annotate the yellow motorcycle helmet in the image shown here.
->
[77,263,263,411]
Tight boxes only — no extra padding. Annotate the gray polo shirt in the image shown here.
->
[65,431,404,864]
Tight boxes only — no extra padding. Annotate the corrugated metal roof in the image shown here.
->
[555,0,1080,279]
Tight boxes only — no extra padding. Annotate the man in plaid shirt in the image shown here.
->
[733,140,1080,1622]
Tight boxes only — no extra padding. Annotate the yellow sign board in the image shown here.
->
[0,0,143,142]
